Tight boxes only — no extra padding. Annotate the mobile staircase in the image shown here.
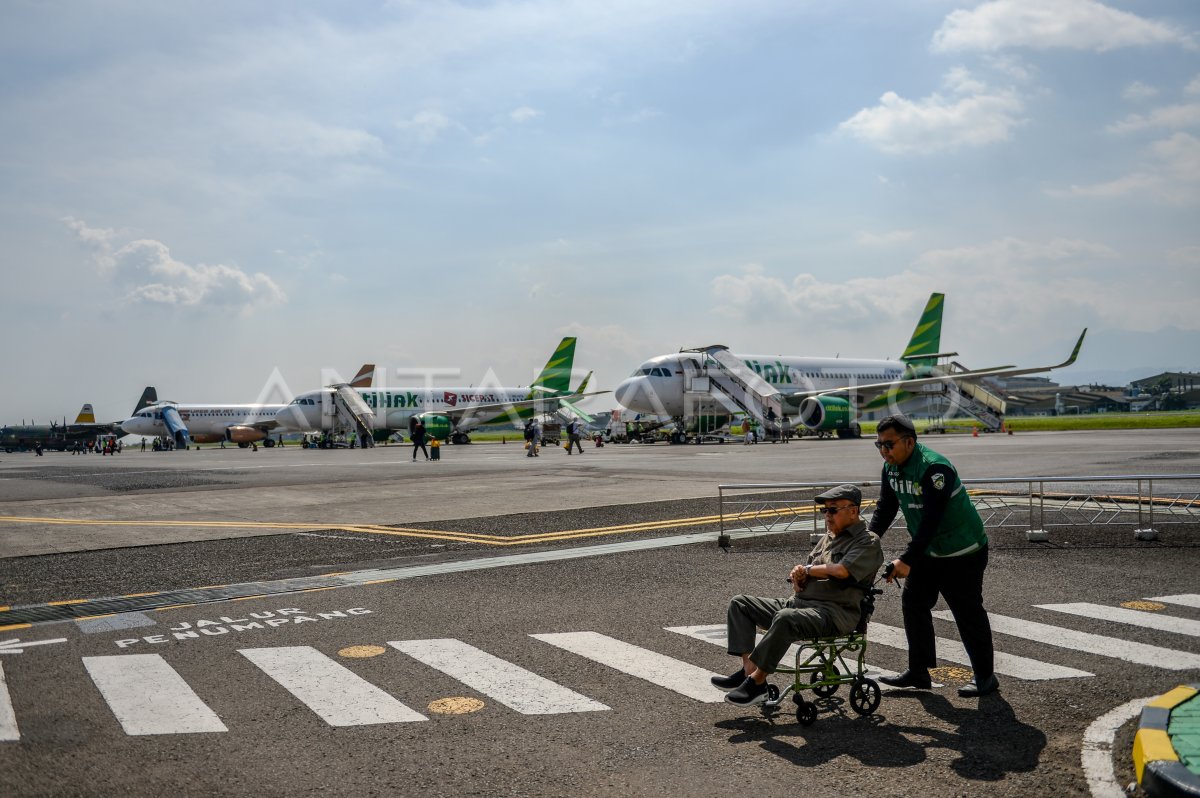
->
[682,346,785,437]
[933,362,1007,431]
[330,383,376,446]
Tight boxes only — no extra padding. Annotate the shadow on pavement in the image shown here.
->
[716,691,1046,780]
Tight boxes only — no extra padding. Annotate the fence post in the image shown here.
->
[1135,478,1158,540]
[1026,479,1049,541]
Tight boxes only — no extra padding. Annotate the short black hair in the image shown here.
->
[877,414,917,439]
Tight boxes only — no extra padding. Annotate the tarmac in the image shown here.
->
[1,428,1199,797]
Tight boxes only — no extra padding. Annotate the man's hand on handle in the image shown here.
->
[885,559,910,583]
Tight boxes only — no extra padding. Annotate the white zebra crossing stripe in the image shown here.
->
[240,647,426,726]
[1037,602,1200,637]
[389,639,608,715]
[531,631,726,703]
[664,624,902,683]
[82,654,227,735]
[1148,594,1200,609]
[933,610,1200,670]
[0,663,18,742]
[869,623,1092,680]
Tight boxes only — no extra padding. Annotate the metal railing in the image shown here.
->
[717,474,1200,541]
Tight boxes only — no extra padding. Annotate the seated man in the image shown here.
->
[714,484,884,706]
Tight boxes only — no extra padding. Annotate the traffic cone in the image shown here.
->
[972,427,979,437]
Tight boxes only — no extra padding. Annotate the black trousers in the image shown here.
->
[412,441,428,460]
[901,546,994,680]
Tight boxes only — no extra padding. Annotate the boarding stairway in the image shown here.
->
[682,347,784,435]
[932,362,1007,430]
[330,384,376,446]
[159,404,190,449]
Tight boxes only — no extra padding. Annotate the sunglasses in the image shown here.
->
[873,437,912,451]
[820,506,854,515]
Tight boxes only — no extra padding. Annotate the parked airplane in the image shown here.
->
[1,391,155,452]
[275,338,605,444]
[119,365,376,449]
[613,293,1086,442]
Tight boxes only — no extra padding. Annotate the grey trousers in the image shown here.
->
[727,594,839,674]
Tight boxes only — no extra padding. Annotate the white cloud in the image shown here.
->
[932,0,1195,53]
[1107,103,1200,134]
[1049,132,1200,202]
[1122,81,1160,102]
[396,110,459,143]
[839,70,1024,155]
[711,237,1197,340]
[225,112,384,158]
[65,218,285,312]
[1188,76,1200,96]
[857,230,915,247]
[509,106,543,123]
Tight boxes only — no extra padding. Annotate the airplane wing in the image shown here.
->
[422,391,611,426]
[780,329,1087,402]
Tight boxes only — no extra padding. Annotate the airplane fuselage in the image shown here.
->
[121,404,283,443]
[615,352,908,417]
[277,387,546,434]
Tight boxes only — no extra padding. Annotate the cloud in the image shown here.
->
[839,70,1024,155]
[225,112,384,158]
[856,230,915,247]
[1122,81,1160,102]
[1107,103,1200,134]
[931,0,1195,53]
[509,106,543,123]
[396,110,460,143]
[65,217,286,312]
[1188,76,1200,96]
[1049,132,1200,202]
[711,236,1197,342]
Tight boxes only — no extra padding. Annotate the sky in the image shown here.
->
[2,0,1198,423]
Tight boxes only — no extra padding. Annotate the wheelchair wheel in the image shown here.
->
[796,700,817,726]
[849,677,881,716]
[812,664,840,697]
[766,683,780,702]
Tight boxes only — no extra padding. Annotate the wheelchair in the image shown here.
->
[759,569,890,726]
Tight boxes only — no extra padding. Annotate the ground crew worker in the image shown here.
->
[567,419,584,454]
[868,414,998,698]
[714,484,883,707]
[411,420,430,461]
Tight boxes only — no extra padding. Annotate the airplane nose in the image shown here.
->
[614,377,643,410]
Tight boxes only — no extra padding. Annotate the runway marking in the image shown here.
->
[1148,594,1200,609]
[933,610,1200,670]
[82,654,227,735]
[531,631,726,703]
[665,624,901,683]
[869,622,1092,680]
[240,646,426,726]
[1037,602,1200,637]
[389,638,608,715]
[0,505,818,549]
[0,663,18,741]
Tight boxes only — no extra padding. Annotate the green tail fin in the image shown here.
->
[901,293,944,368]
[574,370,592,394]
[531,337,576,395]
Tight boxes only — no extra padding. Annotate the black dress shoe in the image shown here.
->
[958,674,1000,697]
[710,669,748,691]
[879,669,932,689]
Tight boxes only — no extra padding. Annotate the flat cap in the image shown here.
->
[814,484,862,505]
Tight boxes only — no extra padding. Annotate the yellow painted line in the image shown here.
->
[0,623,31,632]
[300,587,337,593]
[0,606,8,612]
[154,604,195,612]
[46,599,89,606]
[76,614,117,621]
[362,579,396,585]
[321,572,350,577]
[232,595,267,602]
[122,592,161,598]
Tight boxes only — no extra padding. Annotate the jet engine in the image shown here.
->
[412,414,452,442]
[225,425,268,443]
[797,396,861,438]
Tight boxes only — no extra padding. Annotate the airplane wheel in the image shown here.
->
[238,442,250,449]
[263,439,275,448]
